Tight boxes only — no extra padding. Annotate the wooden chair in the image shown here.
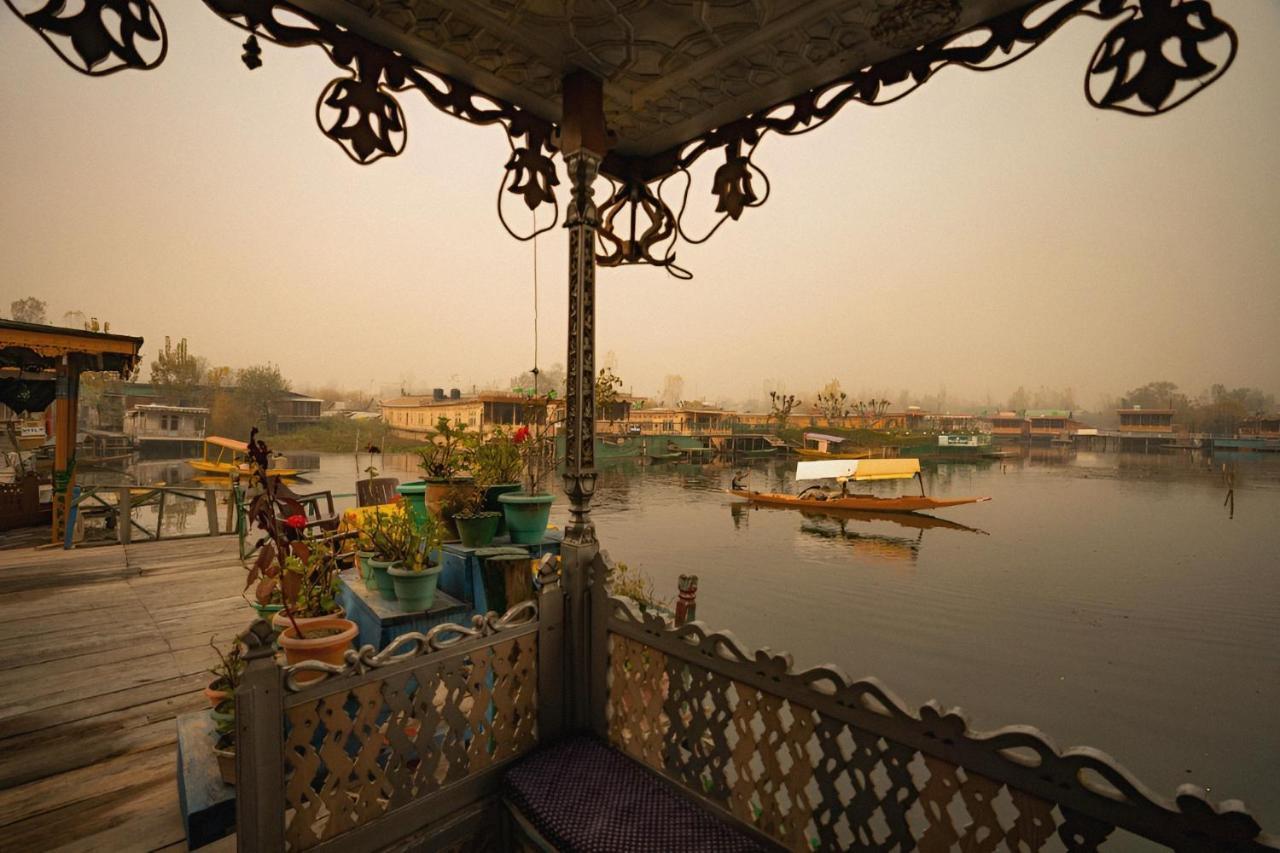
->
[356,477,400,507]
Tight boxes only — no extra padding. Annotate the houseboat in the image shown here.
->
[1214,414,1280,452]
[794,432,870,460]
[1116,406,1177,450]
[124,404,209,458]
[988,412,1028,441]
[1026,411,1086,443]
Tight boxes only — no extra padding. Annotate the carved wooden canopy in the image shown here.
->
[6,0,1241,272]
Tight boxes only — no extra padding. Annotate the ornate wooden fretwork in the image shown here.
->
[604,594,1277,852]
[8,0,1238,274]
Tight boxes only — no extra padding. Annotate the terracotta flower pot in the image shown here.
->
[278,617,358,684]
[203,682,231,709]
[213,744,236,787]
[272,607,346,635]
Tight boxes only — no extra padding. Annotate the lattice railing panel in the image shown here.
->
[282,633,538,849]
[609,631,1082,852]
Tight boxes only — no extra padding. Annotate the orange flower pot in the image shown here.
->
[278,618,358,684]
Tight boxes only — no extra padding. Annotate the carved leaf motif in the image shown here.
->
[711,155,757,220]
[1088,0,1237,113]
[13,0,167,76]
[505,146,559,210]
[317,75,407,164]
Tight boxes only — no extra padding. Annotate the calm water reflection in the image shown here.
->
[102,447,1280,825]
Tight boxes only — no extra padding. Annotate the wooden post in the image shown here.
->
[205,488,220,536]
[536,561,565,743]
[50,358,80,544]
[235,620,286,851]
[675,574,698,626]
[118,487,132,545]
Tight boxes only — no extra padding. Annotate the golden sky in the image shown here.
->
[1,1,1277,407]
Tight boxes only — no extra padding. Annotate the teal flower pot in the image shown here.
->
[456,512,501,548]
[356,550,376,585]
[368,558,400,601]
[497,492,554,544]
[249,601,284,625]
[395,481,428,529]
[483,483,522,535]
[387,564,443,612]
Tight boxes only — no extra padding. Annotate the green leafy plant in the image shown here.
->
[282,541,344,618]
[207,636,245,693]
[471,428,523,487]
[512,395,559,495]
[367,506,442,572]
[443,483,490,520]
[416,416,471,479]
[607,561,671,613]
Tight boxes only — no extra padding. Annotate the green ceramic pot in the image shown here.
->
[455,512,501,548]
[249,601,284,625]
[368,558,401,601]
[395,482,428,529]
[387,564,443,612]
[497,492,554,544]
[483,483,522,535]
[356,550,375,584]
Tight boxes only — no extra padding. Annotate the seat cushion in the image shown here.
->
[504,736,775,853]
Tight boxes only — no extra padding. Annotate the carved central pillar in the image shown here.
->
[558,71,608,731]
[560,71,606,548]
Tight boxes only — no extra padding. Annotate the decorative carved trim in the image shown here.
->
[199,0,560,237]
[5,0,168,76]
[278,599,538,691]
[605,594,1278,850]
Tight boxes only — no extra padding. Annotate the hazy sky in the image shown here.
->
[2,2,1277,408]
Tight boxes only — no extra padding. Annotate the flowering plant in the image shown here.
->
[513,396,558,495]
[416,416,471,479]
[471,428,523,488]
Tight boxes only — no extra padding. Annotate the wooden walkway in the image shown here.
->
[0,538,248,851]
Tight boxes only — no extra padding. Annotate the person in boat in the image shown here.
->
[731,470,749,492]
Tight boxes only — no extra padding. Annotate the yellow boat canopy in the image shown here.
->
[796,458,921,482]
[850,459,921,481]
[206,436,249,452]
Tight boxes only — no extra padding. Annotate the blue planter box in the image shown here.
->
[176,711,235,850]
[338,568,469,652]
[439,531,561,613]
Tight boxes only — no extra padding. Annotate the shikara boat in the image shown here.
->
[792,446,872,460]
[728,458,989,514]
[186,436,303,479]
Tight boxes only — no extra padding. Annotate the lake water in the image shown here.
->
[101,446,1280,827]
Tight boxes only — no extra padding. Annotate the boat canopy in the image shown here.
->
[205,436,248,452]
[796,458,921,482]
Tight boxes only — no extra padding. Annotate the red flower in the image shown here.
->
[513,426,531,444]
[285,514,307,530]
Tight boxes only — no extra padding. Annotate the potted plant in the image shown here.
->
[352,511,379,586]
[410,416,473,537]
[241,429,358,678]
[204,635,244,709]
[449,485,502,548]
[386,511,445,611]
[498,398,558,544]
[366,505,414,601]
[205,637,244,786]
[471,428,523,535]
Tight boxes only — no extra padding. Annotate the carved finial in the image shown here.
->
[242,34,262,70]
[675,574,698,626]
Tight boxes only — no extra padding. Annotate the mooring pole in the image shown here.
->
[559,70,607,730]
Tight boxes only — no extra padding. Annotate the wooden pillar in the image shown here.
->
[51,358,80,544]
[559,70,608,731]
[675,574,698,626]
[235,620,286,850]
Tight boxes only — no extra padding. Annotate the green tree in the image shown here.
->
[768,390,801,432]
[9,297,47,324]
[595,367,624,420]
[1124,381,1184,410]
[149,337,207,404]
[236,363,290,428]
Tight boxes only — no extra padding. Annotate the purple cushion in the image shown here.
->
[504,736,775,853]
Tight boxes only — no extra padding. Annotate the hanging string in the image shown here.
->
[532,208,539,397]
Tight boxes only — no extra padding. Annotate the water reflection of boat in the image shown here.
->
[799,519,922,563]
[798,508,988,535]
[729,458,989,514]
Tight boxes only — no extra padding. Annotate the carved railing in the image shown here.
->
[235,591,560,851]
[600,574,1278,852]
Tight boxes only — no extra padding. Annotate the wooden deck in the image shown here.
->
[0,537,248,851]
